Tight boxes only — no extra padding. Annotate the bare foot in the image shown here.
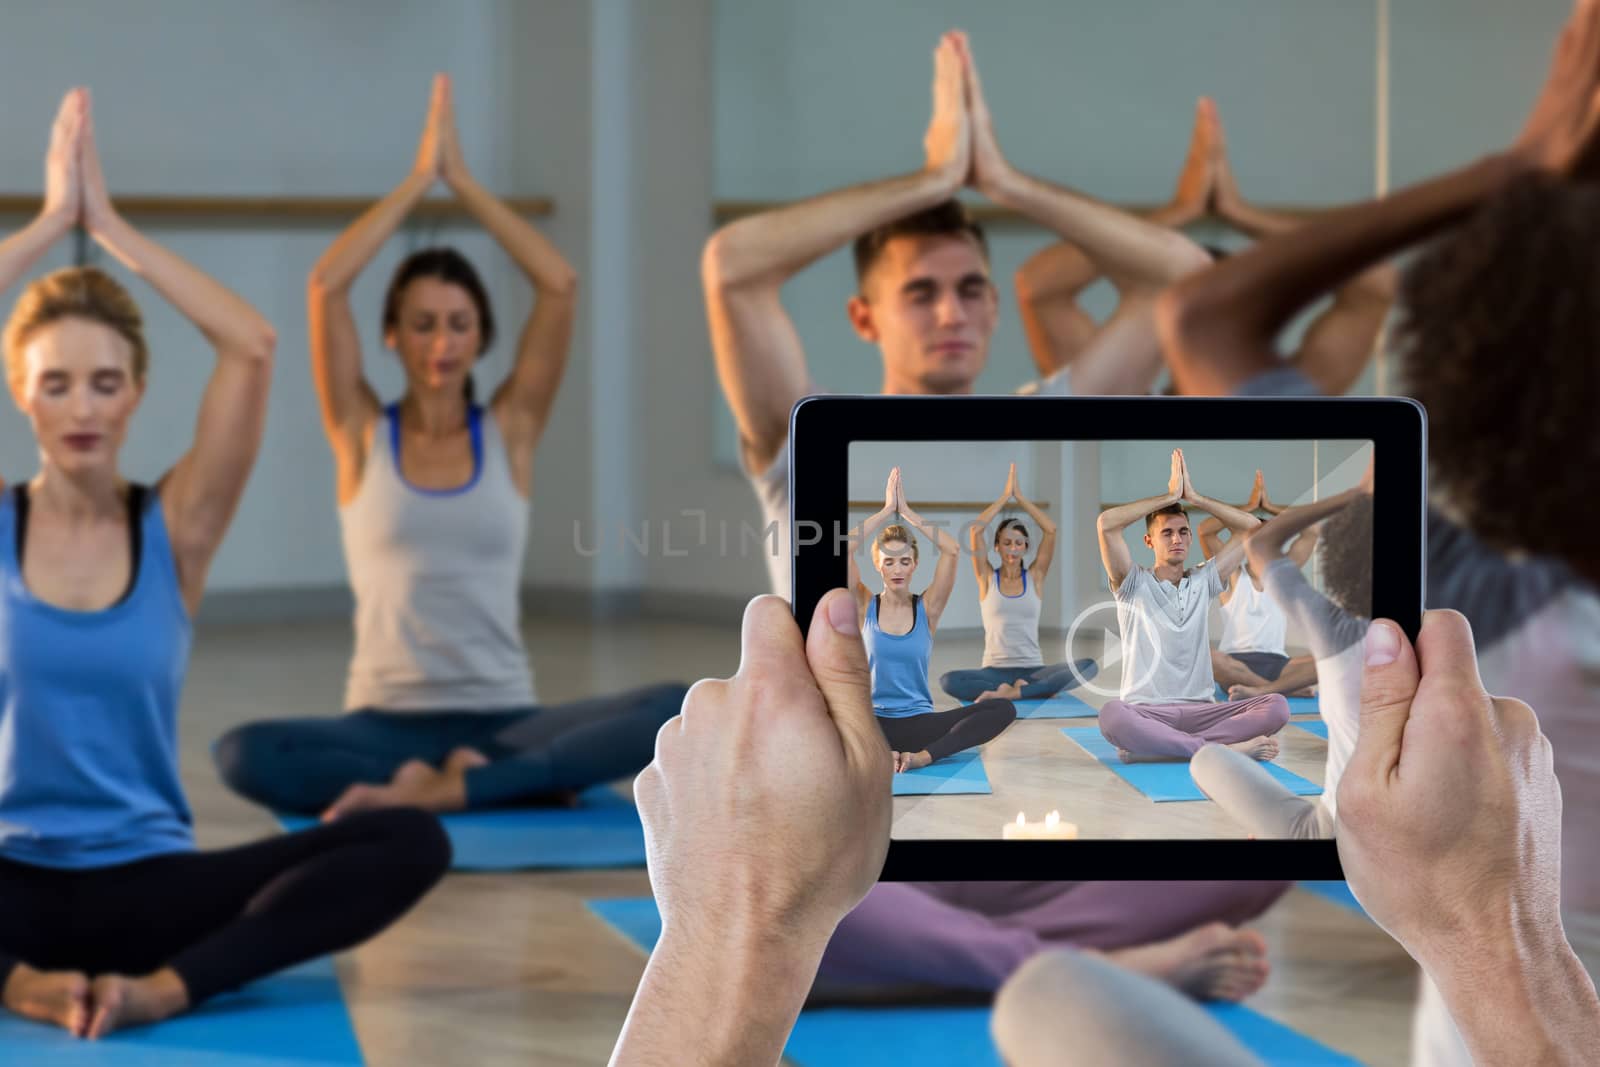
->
[975,682,1023,702]
[893,750,934,773]
[323,759,471,821]
[1101,923,1271,1002]
[1227,684,1264,701]
[1288,687,1316,699]
[2,964,91,1036]
[85,970,189,1040]
[1227,736,1280,762]
[442,747,489,775]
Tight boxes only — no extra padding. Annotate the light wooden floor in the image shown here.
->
[177,616,1418,1066]
[895,632,1325,840]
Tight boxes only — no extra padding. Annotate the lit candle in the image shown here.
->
[1001,810,1078,840]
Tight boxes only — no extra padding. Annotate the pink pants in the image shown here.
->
[819,880,1291,992]
[1099,695,1290,760]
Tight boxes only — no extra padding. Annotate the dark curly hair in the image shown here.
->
[1396,173,1600,570]
[1317,494,1373,618]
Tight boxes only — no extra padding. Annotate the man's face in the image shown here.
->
[1144,514,1192,567]
[848,233,997,394]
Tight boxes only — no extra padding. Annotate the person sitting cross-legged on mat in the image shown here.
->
[1095,449,1288,763]
[211,75,685,822]
[936,461,1098,704]
[1189,478,1372,840]
[0,90,448,1041]
[852,468,1015,773]
[1201,470,1320,700]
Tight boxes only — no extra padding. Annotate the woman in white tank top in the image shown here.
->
[938,463,1099,703]
[213,76,685,822]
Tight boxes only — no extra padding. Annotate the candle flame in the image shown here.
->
[1015,813,1026,826]
[1045,811,1060,828]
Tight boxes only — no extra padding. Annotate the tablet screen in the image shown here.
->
[846,437,1372,844]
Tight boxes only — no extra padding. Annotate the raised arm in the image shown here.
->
[1159,4,1600,396]
[896,476,961,631]
[77,97,276,610]
[1015,99,1217,383]
[1244,485,1366,577]
[704,35,969,473]
[1208,106,1399,396]
[306,82,446,497]
[425,74,578,470]
[968,463,1015,592]
[1197,516,1227,561]
[0,92,83,298]
[1010,483,1057,584]
[1098,450,1184,591]
[849,469,902,616]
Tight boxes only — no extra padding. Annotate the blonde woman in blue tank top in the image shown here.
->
[939,463,1099,703]
[213,76,685,821]
[0,92,448,1039]
[851,468,1015,773]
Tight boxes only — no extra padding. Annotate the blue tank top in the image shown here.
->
[864,594,935,718]
[0,487,194,868]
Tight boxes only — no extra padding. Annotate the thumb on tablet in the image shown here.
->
[806,589,884,765]
[1351,619,1420,778]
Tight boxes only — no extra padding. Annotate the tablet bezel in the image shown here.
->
[790,394,1425,881]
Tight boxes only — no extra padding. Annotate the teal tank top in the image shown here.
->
[0,486,194,868]
[864,594,935,718]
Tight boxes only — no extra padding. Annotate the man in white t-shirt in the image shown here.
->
[1095,449,1289,762]
[706,32,1212,597]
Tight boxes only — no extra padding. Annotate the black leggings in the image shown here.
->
[877,698,1017,763]
[214,683,688,814]
[0,808,449,1006]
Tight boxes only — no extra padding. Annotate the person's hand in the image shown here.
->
[1337,612,1563,977]
[430,74,472,191]
[1178,449,1197,503]
[42,89,84,227]
[1168,97,1219,225]
[884,466,901,514]
[955,33,1012,196]
[922,33,971,191]
[1245,469,1265,511]
[413,74,448,182]
[1005,462,1019,501]
[1167,449,1185,501]
[1210,100,1248,221]
[1358,454,1375,495]
[635,592,892,952]
[78,93,116,235]
[894,467,908,515]
[1509,0,1600,177]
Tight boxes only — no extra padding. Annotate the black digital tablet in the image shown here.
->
[789,395,1425,880]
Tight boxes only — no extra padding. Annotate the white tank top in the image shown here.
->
[980,566,1043,669]
[338,405,536,711]
[1218,569,1288,655]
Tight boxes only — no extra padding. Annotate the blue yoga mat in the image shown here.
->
[589,896,1362,1067]
[892,750,991,796]
[1008,692,1098,719]
[277,784,646,871]
[1216,686,1322,719]
[1295,721,1329,740]
[1300,880,1370,920]
[1060,727,1322,803]
[0,957,362,1065]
